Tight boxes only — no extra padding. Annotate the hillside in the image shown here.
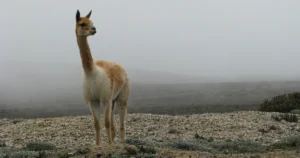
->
[2,61,300,119]
[2,79,300,118]
[0,61,206,106]
[0,111,299,157]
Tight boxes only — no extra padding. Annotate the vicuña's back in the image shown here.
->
[75,10,130,146]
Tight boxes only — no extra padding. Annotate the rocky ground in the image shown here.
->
[0,111,300,157]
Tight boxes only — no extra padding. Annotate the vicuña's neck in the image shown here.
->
[76,36,94,72]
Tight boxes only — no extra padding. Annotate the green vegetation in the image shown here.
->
[211,140,266,154]
[270,135,300,150]
[0,136,299,157]
[258,92,300,122]
[125,138,266,154]
[124,145,157,158]
[125,138,158,147]
[259,92,300,113]
[58,152,70,158]
[76,147,91,155]
[124,146,138,155]
[0,146,55,158]
[106,140,158,158]
[56,148,91,158]
[123,135,300,156]
[271,113,298,122]
[0,142,92,158]
[25,141,56,151]
[291,109,300,115]
[164,139,266,154]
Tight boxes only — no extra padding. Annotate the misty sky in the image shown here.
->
[1,0,300,81]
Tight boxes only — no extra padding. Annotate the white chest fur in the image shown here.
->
[82,67,111,103]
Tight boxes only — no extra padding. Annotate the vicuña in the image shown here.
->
[75,10,130,146]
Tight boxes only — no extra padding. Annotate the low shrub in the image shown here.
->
[211,140,266,154]
[0,147,53,158]
[125,138,158,147]
[164,139,266,154]
[25,141,56,151]
[124,146,138,155]
[271,113,298,123]
[259,92,300,112]
[270,135,300,149]
[124,144,157,158]
[127,136,269,154]
[291,109,300,115]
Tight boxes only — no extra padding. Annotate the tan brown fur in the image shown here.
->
[76,37,94,71]
[95,60,126,90]
[75,10,130,146]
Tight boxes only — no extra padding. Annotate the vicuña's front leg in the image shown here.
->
[104,100,113,145]
[89,101,101,146]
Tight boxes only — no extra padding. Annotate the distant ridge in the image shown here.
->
[0,61,211,106]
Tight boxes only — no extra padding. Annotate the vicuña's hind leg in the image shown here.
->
[111,100,116,143]
[104,100,113,145]
[117,81,130,141]
[89,101,101,146]
[119,100,128,141]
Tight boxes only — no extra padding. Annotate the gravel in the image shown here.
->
[0,111,299,150]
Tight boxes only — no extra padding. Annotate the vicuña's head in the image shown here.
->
[75,10,96,37]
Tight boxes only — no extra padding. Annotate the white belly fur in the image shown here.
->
[82,66,112,104]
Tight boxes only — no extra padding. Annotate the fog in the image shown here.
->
[1,0,299,80]
[1,1,300,114]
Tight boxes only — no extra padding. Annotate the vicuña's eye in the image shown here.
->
[80,23,87,27]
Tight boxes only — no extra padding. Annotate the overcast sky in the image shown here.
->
[1,0,299,81]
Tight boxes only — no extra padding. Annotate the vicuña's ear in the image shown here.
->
[76,10,81,22]
[86,10,92,18]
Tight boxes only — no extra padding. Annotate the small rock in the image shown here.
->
[258,128,269,133]
[147,127,156,131]
[168,128,180,134]
[68,152,76,156]
[0,141,6,147]
[268,125,277,130]
[97,152,103,158]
